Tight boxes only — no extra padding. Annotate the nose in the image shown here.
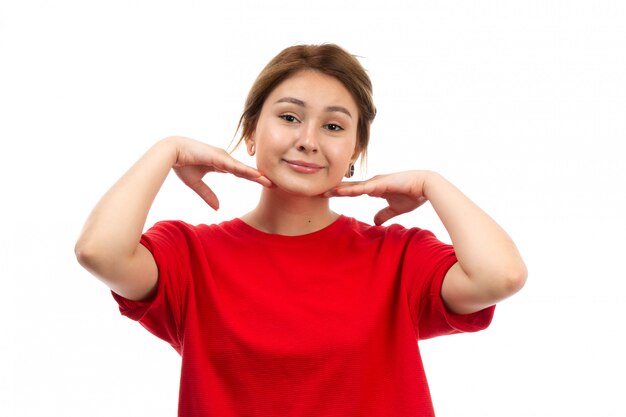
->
[295,123,319,153]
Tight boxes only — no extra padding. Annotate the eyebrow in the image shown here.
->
[275,97,353,119]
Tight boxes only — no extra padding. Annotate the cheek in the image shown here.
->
[322,149,352,179]
[255,120,286,150]
[328,139,357,164]
[254,130,283,169]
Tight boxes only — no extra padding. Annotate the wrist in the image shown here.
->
[156,136,184,166]
[421,170,442,200]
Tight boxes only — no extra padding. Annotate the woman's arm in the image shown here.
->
[325,170,527,315]
[422,172,527,314]
[75,136,272,301]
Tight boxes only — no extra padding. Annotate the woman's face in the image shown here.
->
[248,70,359,197]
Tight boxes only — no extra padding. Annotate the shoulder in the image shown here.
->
[342,216,431,240]
[146,218,240,233]
[142,218,242,247]
[339,216,440,251]
[144,220,199,242]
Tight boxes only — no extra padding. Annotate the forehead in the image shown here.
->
[265,70,358,111]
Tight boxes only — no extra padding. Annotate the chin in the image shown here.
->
[277,184,326,198]
[269,178,332,198]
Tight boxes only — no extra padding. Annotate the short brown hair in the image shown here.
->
[233,44,376,165]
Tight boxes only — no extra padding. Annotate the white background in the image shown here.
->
[1,1,625,416]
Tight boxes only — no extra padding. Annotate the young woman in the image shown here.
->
[75,44,527,417]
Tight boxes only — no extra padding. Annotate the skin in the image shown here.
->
[75,69,527,314]
[240,70,360,235]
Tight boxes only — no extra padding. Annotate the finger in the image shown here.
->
[255,175,275,188]
[211,154,273,187]
[413,196,428,210]
[190,181,220,210]
[373,206,399,226]
[322,182,357,198]
[326,179,386,198]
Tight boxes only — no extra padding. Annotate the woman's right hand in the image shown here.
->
[76,136,272,301]
[169,136,273,210]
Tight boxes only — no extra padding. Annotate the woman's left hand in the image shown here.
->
[327,169,527,315]
[324,170,432,225]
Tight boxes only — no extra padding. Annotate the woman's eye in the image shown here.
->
[280,114,298,123]
[325,123,344,132]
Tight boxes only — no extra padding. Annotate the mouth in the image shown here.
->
[283,159,324,173]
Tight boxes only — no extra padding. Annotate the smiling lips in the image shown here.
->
[283,159,324,174]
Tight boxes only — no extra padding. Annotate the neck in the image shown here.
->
[241,187,339,236]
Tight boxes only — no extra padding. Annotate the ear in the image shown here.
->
[246,134,256,156]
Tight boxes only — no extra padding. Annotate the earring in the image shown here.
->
[345,163,355,178]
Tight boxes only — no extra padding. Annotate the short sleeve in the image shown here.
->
[399,227,495,340]
[111,220,196,353]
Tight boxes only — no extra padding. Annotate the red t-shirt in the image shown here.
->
[112,215,495,417]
